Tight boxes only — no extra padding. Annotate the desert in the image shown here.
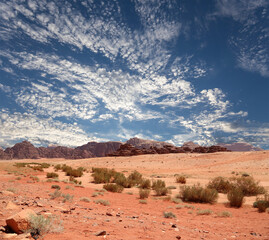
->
[0,150,269,240]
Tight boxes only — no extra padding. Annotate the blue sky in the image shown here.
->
[0,0,268,149]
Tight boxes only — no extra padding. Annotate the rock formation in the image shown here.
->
[217,142,263,151]
[182,141,200,150]
[126,137,173,149]
[76,141,122,157]
[4,141,39,159]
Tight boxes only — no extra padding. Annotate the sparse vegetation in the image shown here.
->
[207,176,232,193]
[14,162,50,172]
[28,214,63,238]
[103,183,124,193]
[46,172,59,179]
[180,184,218,204]
[6,188,16,193]
[79,197,91,202]
[51,185,61,190]
[167,185,177,189]
[62,193,74,203]
[196,209,213,215]
[140,178,151,189]
[227,187,244,208]
[255,194,269,212]
[49,190,62,200]
[139,189,150,199]
[94,199,110,206]
[176,175,186,184]
[152,179,168,196]
[163,211,176,218]
[217,211,232,217]
[30,175,40,182]
[139,200,147,204]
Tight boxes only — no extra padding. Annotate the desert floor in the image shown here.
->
[0,151,269,239]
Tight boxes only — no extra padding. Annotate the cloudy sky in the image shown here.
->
[0,0,268,149]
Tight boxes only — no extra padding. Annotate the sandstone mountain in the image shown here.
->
[217,142,263,151]
[182,141,200,150]
[126,137,173,149]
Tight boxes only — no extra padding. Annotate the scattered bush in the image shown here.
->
[217,211,232,217]
[92,168,116,184]
[139,189,150,199]
[15,177,21,180]
[227,187,244,208]
[46,172,59,179]
[139,200,147,204]
[230,176,265,196]
[167,186,177,190]
[171,198,182,204]
[196,209,213,215]
[94,199,110,206]
[103,183,124,193]
[180,184,218,204]
[62,193,74,203]
[140,179,151,189]
[127,170,143,186]
[28,214,63,238]
[255,195,269,212]
[163,212,176,218]
[54,164,62,171]
[49,190,62,200]
[31,165,44,172]
[79,197,91,203]
[207,176,232,193]
[176,175,186,184]
[30,176,40,182]
[69,176,82,185]
[6,188,16,193]
[152,179,168,196]
[51,185,61,190]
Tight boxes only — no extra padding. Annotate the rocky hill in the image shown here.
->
[126,137,173,149]
[217,142,263,151]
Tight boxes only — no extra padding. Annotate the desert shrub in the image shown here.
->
[69,176,82,185]
[180,184,218,204]
[79,197,91,202]
[140,179,151,189]
[167,186,177,190]
[65,185,74,190]
[139,200,147,204]
[196,209,213,215]
[54,164,62,171]
[171,198,182,204]
[65,168,83,178]
[241,172,250,177]
[49,190,62,200]
[152,179,168,196]
[30,176,40,182]
[126,192,133,195]
[176,175,186,184]
[46,172,59,179]
[14,162,28,168]
[15,177,21,180]
[163,212,176,218]
[103,183,124,193]
[94,199,110,206]
[139,189,150,199]
[62,193,74,203]
[127,170,143,186]
[28,214,63,238]
[40,163,50,168]
[230,176,265,196]
[51,185,61,190]
[6,188,16,193]
[92,168,115,184]
[255,195,269,212]
[31,165,44,171]
[227,187,244,208]
[217,211,232,217]
[207,176,232,193]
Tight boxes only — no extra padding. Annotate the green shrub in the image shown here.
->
[255,195,269,212]
[140,179,151,189]
[180,184,218,204]
[6,188,16,193]
[217,211,232,217]
[227,187,244,208]
[139,189,150,199]
[171,198,182,204]
[94,199,110,206]
[46,172,59,179]
[152,179,168,196]
[49,190,62,199]
[139,200,147,204]
[30,176,40,182]
[127,170,143,185]
[163,212,176,218]
[31,165,44,172]
[167,186,177,190]
[62,193,74,203]
[51,185,61,190]
[196,209,213,215]
[176,175,186,184]
[54,164,62,171]
[92,168,115,183]
[207,176,232,193]
[230,176,265,196]
[79,197,91,203]
[103,183,124,193]
[28,214,63,238]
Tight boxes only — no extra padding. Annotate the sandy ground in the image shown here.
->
[0,151,269,239]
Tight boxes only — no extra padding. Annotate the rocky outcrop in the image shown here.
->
[182,141,200,150]
[217,142,263,151]
[0,148,11,160]
[126,137,173,149]
[6,209,37,234]
[4,141,39,159]
[76,141,122,157]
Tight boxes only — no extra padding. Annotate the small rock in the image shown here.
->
[1,191,15,196]
[176,236,181,240]
[106,212,113,216]
[172,224,177,228]
[174,228,179,232]
[95,230,106,236]
[2,233,18,239]
[203,230,209,233]
[116,213,121,217]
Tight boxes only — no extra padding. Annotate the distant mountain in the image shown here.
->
[125,137,173,149]
[182,141,200,150]
[76,141,122,157]
[217,142,263,151]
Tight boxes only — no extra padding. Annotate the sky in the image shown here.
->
[0,0,268,149]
